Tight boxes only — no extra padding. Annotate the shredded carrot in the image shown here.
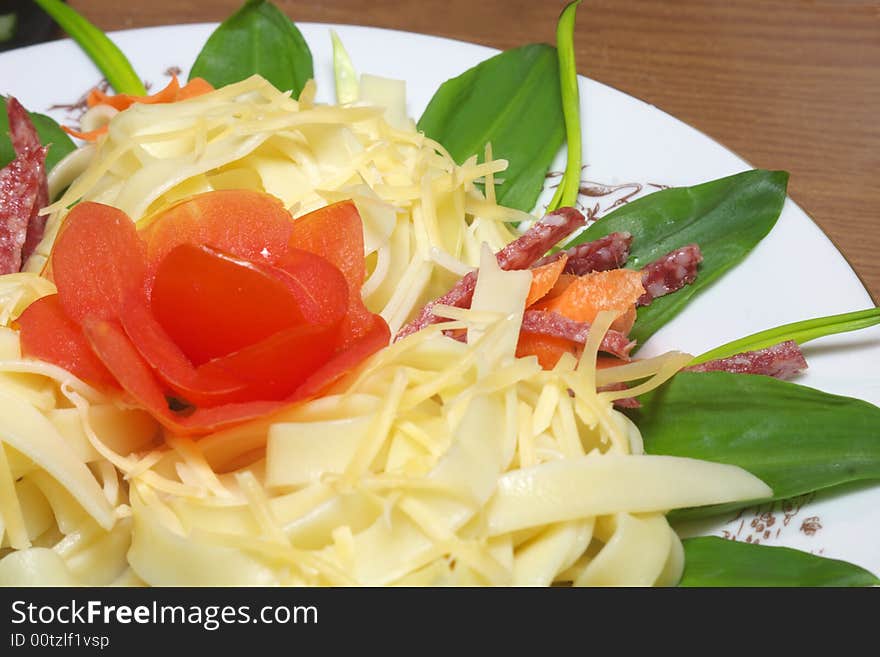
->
[175,77,214,100]
[87,76,180,110]
[515,332,578,370]
[525,255,568,308]
[68,76,215,141]
[530,268,644,334]
[542,273,577,303]
[596,355,626,369]
[62,124,108,140]
[516,264,646,369]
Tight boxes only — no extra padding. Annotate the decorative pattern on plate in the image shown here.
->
[718,493,827,555]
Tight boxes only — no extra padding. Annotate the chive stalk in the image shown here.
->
[34,0,146,95]
[547,0,583,212]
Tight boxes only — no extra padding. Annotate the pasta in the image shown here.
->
[0,76,772,586]
[0,272,769,586]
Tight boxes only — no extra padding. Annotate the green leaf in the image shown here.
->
[33,0,146,95]
[569,169,789,345]
[189,0,313,97]
[679,537,880,587]
[0,97,76,174]
[547,0,582,212]
[628,371,880,521]
[417,43,565,213]
[691,307,880,365]
[0,12,16,43]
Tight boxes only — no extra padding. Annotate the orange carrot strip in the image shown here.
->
[61,124,108,141]
[531,268,644,334]
[516,332,578,370]
[176,77,214,100]
[542,273,577,303]
[70,77,214,142]
[84,75,214,113]
[86,87,113,108]
[92,76,181,111]
[525,255,568,308]
[596,355,626,370]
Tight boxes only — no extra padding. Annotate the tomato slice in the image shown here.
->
[141,190,295,277]
[295,314,391,400]
[50,202,146,323]
[273,247,349,327]
[120,292,250,406]
[197,323,339,402]
[288,200,376,345]
[84,317,179,420]
[17,294,118,389]
[289,201,365,288]
[150,243,307,365]
[84,317,287,436]
[180,399,288,435]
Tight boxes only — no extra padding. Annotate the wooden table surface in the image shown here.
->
[66,0,879,303]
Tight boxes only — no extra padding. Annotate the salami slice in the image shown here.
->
[395,207,586,340]
[6,97,42,154]
[637,244,702,306]
[684,340,807,380]
[533,231,633,275]
[5,98,49,264]
[0,148,44,274]
[521,309,635,359]
[495,206,585,270]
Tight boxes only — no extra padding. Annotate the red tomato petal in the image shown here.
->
[289,200,365,290]
[272,247,349,327]
[289,200,376,345]
[150,244,307,365]
[339,299,381,348]
[141,190,295,278]
[51,202,146,323]
[294,314,391,400]
[197,323,339,402]
[17,294,118,389]
[84,317,288,436]
[179,400,288,435]
[120,292,250,406]
[83,318,177,421]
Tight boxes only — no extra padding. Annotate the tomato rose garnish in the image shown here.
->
[17,191,390,435]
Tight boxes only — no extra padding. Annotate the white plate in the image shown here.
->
[2,23,878,577]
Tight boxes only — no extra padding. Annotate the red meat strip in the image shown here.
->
[637,244,702,306]
[520,309,635,359]
[495,206,585,270]
[395,207,586,341]
[532,231,633,275]
[684,340,807,380]
[7,97,42,154]
[395,271,478,342]
[0,146,45,274]
[6,97,49,262]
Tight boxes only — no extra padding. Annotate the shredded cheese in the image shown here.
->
[0,77,774,587]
